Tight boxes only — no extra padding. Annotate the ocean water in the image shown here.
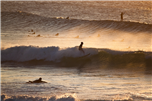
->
[1,65,152,101]
[1,1,152,101]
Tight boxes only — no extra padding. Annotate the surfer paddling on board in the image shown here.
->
[79,42,85,54]
[26,77,47,83]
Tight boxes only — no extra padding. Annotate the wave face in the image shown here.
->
[1,11,152,34]
[2,1,152,24]
[2,46,152,72]
[1,46,97,62]
[1,11,151,51]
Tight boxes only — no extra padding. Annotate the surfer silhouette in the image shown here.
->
[33,77,42,83]
[26,77,47,83]
[79,42,85,54]
[121,12,124,21]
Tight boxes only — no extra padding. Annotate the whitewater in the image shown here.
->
[1,1,152,101]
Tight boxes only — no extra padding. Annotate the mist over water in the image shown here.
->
[1,11,152,51]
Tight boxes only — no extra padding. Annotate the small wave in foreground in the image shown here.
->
[1,93,152,101]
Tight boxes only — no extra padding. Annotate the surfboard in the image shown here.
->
[78,53,90,58]
[26,81,47,84]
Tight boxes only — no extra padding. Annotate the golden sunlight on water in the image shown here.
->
[1,66,152,100]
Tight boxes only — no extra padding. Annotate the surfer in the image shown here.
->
[33,77,42,83]
[121,12,124,21]
[79,42,85,54]
[26,77,47,83]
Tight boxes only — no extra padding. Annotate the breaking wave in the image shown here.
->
[1,46,97,62]
[1,94,79,101]
[1,46,152,72]
[1,93,152,101]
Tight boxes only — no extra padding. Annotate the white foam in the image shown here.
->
[1,94,79,101]
[1,46,98,62]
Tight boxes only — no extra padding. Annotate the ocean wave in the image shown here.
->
[1,46,152,72]
[1,11,152,33]
[1,93,152,101]
[1,94,78,101]
[1,46,97,62]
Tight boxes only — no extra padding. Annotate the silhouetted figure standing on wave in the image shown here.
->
[79,42,85,54]
[121,12,124,21]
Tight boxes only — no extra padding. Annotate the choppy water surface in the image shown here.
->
[1,65,152,101]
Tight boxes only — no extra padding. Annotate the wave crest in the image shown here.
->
[1,46,97,62]
[2,11,152,33]
[1,46,152,72]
